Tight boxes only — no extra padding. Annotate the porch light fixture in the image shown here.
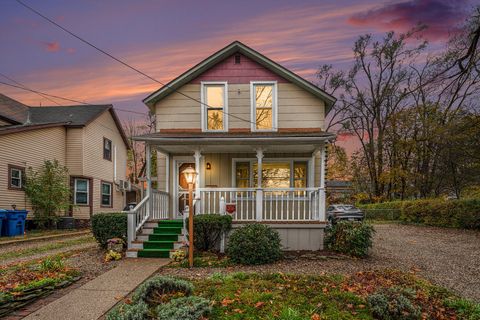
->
[206,162,211,170]
[182,166,197,268]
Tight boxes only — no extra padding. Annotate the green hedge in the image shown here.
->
[91,213,127,248]
[227,224,282,265]
[186,214,232,251]
[359,198,480,229]
[325,221,375,258]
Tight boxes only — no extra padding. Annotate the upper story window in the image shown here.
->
[103,138,112,161]
[201,82,228,132]
[251,81,277,132]
[8,165,25,190]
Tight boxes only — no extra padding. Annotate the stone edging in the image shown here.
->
[0,230,91,247]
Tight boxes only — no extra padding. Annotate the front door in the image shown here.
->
[176,162,195,218]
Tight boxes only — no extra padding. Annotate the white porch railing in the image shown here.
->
[151,190,169,220]
[197,187,325,222]
[126,190,170,249]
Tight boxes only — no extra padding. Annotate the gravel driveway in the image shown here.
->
[160,223,480,301]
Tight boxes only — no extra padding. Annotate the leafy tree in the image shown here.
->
[24,160,70,228]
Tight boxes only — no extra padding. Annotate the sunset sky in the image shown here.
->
[0,0,472,126]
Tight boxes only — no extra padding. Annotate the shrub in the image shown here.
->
[325,221,374,257]
[91,213,127,248]
[186,214,232,251]
[106,301,149,320]
[227,224,282,265]
[24,159,70,229]
[132,276,193,306]
[359,198,480,229]
[367,287,420,320]
[155,296,211,320]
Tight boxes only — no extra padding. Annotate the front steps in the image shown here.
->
[126,219,185,258]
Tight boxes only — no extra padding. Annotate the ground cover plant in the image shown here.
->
[0,255,80,317]
[188,270,480,320]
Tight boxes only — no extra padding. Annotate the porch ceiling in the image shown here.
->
[133,131,335,154]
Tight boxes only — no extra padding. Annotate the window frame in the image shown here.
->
[201,81,229,132]
[100,180,113,208]
[250,81,278,132]
[74,178,90,206]
[103,137,112,161]
[232,158,310,189]
[8,164,25,190]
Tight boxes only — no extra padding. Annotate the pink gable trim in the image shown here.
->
[189,53,289,84]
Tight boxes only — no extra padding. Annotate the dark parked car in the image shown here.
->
[327,204,364,224]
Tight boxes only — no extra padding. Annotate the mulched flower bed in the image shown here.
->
[0,257,80,317]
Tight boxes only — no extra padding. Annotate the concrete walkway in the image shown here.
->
[24,258,169,320]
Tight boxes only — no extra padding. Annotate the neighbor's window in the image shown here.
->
[235,160,308,188]
[8,165,25,189]
[101,181,112,207]
[203,83,227,131]
[74,178,89,205]
[103,138,112,161]
[252,82,277,131]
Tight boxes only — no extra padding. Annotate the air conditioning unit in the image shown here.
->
[118,180,131,192]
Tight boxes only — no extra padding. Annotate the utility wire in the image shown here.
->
[14,0,269,129]
[0,72,63,106]
[0,80,148,115]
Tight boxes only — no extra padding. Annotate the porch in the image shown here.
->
[127,131,334,252]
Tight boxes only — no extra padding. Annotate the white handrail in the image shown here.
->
[126,195,150,249]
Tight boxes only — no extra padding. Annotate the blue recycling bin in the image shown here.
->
[2,210,28,237]
[0,210,6,237]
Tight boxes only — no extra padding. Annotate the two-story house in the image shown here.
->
[0,94,130,227]
[128,41,336,256]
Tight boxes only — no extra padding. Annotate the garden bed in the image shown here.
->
[0,256,80,317]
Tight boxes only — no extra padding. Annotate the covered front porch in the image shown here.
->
[128,132,334,250]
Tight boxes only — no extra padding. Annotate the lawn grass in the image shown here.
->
[0,229,89,243]
[188,271,480,319]
[0,235,95,261]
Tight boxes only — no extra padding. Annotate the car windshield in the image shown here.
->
[337,205,355,210]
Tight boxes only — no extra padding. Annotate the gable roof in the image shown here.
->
[0,94,130,148]
[29,105,111,126]
[143,41,336,113]
[0,93,29,124]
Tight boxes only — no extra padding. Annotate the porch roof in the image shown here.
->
[133,131,335,154]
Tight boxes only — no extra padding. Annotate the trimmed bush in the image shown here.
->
[367,287,420,320]
[106,301,149,320]
[155,296,211,320]
[325,221,374,257]
[132,276,193,305]
[227,224,282,265]
[359,198,480,229]
[91,213,127,248]
[186,214,232,251]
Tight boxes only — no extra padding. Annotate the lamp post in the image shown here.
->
[182,166,197,268]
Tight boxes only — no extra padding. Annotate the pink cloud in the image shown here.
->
[42,41,60,52]
[66,48,76,54]
[348,0,468,41]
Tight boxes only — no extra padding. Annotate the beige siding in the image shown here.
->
[155,83,326,131]
[157,152,167,192]
[0,127,66,213]
[66,128,84,175]
[82,111,128,217]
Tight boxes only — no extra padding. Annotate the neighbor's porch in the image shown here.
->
[128,132,334,248]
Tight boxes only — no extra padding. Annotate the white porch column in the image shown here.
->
[194,150,202,214]
[319,143,327,221]
[146,143,152,217]
[255,149,264,221]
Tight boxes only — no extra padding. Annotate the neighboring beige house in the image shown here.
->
[0,94,130,226]
[127,41,337,255]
